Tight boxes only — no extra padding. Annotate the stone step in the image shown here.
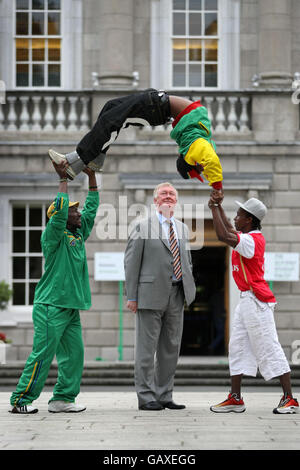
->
[1,362,300,386]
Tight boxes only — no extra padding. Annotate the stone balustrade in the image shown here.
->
[0,91,92,133]
[139,91,252,135]
[0,89,252,136]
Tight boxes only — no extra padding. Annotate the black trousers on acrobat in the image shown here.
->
[76,89,171,165]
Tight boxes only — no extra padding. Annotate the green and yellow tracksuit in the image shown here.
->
[170,101,223,189]
[10,191,99,407]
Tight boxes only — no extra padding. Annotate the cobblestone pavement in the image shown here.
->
[1,390,300,452]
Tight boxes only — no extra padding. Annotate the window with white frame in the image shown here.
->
[15,0,61,87]
[151,0,240,91]
[172,0,218,88]
[11,203,49,306]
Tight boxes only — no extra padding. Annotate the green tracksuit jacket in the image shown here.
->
[34,190,99,310]
[170,105,223,186]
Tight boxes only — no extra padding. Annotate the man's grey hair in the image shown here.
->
[153,182,178,200]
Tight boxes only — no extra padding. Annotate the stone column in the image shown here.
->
[98,0,134,88]
[252,0,298,141]
[257,0,292,87]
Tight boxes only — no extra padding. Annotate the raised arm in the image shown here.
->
[42,161,70,252]
[80,167,100,240]
[53,160,69,193]
[208,194,239,248]
[209,190,235,232]
[83,166,98,191]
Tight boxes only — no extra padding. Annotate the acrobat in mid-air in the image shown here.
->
[48,88,223,193]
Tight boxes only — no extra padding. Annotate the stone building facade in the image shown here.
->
[0,0,299,363]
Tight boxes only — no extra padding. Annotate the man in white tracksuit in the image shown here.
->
[208,195,299,415]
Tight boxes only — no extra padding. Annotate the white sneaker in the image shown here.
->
[48,400,86,413]
[10,404,38,414]
[48,149,76,180]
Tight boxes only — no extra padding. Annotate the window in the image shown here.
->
[172,0,218,88]
[11,203,48,306]
[151,0,239,90]
[15,0,61,87]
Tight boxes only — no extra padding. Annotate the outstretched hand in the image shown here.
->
[211,189,224,204]
[208,189,224,209]
[82,166,95,177]
[52,160,68,179]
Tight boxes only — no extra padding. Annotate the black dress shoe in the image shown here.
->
[161,401,186,410]
[139,401,164,411]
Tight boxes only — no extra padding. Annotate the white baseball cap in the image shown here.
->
[235,198,267,221]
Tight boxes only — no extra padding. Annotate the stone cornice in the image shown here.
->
[119,172,273,191]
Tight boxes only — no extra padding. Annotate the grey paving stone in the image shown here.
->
[1,391,300,451]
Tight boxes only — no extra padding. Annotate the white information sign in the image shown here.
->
[94,252,125,281]
[264,252,299,282]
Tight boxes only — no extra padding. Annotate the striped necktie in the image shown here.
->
[169,221,182,280]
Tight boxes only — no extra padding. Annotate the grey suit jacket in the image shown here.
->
[124,214,196,310]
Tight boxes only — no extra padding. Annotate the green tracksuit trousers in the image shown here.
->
[10,303,84,407]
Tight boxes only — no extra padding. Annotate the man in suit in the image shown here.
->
[124,182,196,411]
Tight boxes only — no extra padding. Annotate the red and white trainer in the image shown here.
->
[273,394,299,414]
[210,393,246,413]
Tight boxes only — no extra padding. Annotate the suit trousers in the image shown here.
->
[134,283,184,406]
[76,89,170,164]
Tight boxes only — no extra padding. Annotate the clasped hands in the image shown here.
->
[51,160,95,178]
[208,189,224,209]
